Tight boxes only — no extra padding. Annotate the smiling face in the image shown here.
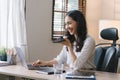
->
[65,16,77,35]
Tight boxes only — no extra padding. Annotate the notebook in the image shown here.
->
[15,47,54,71]
[65,70,96,79]
[36,68,55,74]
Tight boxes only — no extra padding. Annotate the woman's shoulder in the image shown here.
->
[85,35,95,44]
[86,35,95,41]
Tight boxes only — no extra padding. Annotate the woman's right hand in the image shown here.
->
[32,59,46,67]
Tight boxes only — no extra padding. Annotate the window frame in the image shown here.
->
[52,0,86,41]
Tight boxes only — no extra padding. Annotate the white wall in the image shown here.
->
[86,0,120,44]
[86,0,102,42]
[26,0,62,62]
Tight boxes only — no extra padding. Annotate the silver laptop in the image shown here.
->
[15,47,54,70]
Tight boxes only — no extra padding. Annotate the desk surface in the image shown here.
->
[0,64,120,80]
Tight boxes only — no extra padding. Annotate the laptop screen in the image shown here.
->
[15,47,28,68]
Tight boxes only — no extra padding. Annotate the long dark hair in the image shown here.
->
[65,10,87,52]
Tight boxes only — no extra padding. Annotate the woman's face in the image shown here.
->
[65,16,77,35]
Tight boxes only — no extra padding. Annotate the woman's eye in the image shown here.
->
[65,22,72,26]
[67,22,71,25]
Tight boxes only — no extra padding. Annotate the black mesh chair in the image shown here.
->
[94,28,119,73]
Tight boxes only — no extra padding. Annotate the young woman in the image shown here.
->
[32,10,95,70]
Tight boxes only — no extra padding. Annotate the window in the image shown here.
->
[52,0,86,40]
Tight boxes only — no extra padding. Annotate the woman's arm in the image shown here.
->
[32,59,58,67]
[60,38,77,64]
[67,46,77,64]
[32,46,68,67]
[72,36,95,70]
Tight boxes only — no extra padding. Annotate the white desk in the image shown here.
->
[0,64,120,80]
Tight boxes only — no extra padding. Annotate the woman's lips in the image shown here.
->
[68,28,73,33]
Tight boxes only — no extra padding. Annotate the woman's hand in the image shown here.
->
[32,59,47,67]
[60,37,72,48]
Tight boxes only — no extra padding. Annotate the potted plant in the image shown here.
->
[0,47,7,61]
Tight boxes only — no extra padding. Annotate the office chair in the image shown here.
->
[116,44,120,72]
[94,28,119,73]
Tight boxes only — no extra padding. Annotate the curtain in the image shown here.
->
[0,0,28,60]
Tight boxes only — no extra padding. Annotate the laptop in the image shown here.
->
[15,47,54,71]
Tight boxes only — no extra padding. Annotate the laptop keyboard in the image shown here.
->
[27,64,54,70]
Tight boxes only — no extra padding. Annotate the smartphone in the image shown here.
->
[53,36,65,43]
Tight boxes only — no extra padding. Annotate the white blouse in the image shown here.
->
[54,35,95,70]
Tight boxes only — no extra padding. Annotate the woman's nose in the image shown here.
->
[65,26,70,31]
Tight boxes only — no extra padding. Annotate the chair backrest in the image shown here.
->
[94,28,119,73]
[95,46,117,72]
[117,45,120,73]
[94,47,105,70]
[102,47,116,72]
